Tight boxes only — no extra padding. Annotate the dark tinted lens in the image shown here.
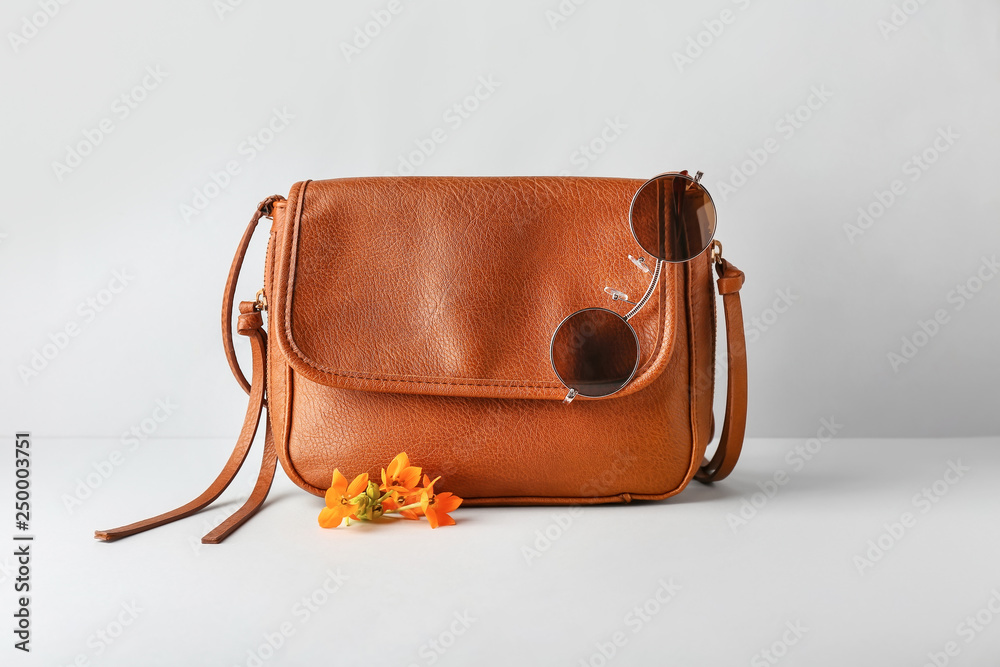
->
[550,308,639,398]
[630,174,716,262]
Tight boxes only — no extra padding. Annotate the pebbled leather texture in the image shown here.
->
[266,177,737,502]
[269,178,675,400]
[95,176,748,544]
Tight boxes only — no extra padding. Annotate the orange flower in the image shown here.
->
[317,456,462,529]
[398,504,423,521]
[380,452,422,494]
[318,469,369,528]
[380,492,421,520]
[419,475,463,528]
[382,494,401,512]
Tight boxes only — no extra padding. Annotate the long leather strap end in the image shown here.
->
[95,302,272,543]
[201,424,277,544]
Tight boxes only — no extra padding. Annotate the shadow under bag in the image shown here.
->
[96,176,748,544]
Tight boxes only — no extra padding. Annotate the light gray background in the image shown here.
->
[3,0,998,438]
[17,437,1000,666]
[2,1,1000,665]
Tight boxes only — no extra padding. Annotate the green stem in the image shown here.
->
[387,502,422,513]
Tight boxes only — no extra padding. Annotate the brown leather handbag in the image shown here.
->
[96,174,748,544]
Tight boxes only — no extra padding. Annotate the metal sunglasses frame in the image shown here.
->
[549,170,717,403]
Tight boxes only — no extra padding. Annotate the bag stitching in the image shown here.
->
[277,177,671,390]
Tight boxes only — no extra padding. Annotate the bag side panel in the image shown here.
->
[267,199,294,487]
[687,252,718,478]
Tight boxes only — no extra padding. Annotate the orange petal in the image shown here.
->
[325,469,348,506]
[425,507,440,529]
[347,472,370,497]
[387,452,408,479]
[420,490,431,512]
[420,475,441,497]
[434,512,456,528]
[434,492,463,514]
[399,509,422,520]
[318,506,345,528]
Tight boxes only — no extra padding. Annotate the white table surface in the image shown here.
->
[9,436,1000,666]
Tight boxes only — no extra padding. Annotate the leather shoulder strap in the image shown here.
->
[96,200,747,545]
[223,195,284,395]
[696,257,748,483]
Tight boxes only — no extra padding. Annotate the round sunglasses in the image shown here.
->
[550,171,718,403]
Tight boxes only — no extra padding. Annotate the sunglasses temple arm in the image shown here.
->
[623,259,662,322]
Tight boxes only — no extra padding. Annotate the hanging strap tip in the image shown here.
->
[93,310,275,544]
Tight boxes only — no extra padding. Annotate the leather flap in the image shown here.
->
[270,177,681,400]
